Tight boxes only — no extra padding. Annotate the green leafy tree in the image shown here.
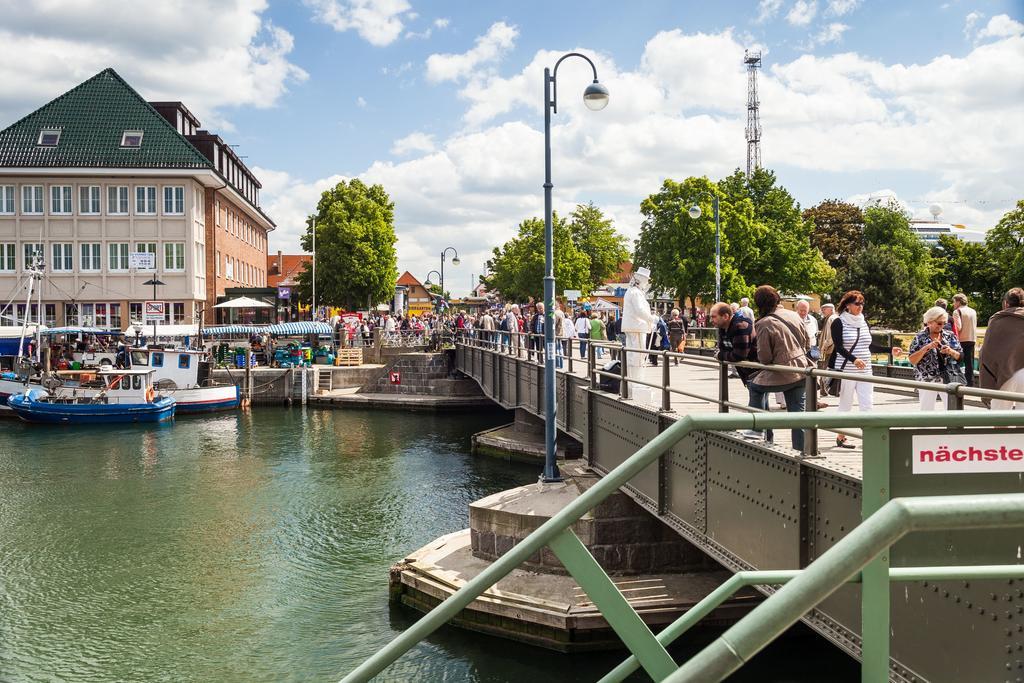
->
[295,179,399,310]
[634,176,756,308]
[484,212,590,302]
[929,235,1002,320]
[859,202,932,311]
[568,202,630,294]
[803,199,865,273]
[839,244,921,329]
[985,199,1024,294]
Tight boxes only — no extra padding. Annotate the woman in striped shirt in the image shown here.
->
[828,290,902,448]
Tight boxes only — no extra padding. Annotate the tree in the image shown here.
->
[839,245,921,329]
[803,200,865,273]
[568,202,630,294]
[484,212,590,302]
[929,234,1002,320]
[986,199,1024,295]
[858,202,932,311]
[294,179,399,310]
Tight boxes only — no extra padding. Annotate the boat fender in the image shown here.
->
[146,386,155,403]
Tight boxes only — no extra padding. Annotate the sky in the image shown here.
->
[0,0,1022,296]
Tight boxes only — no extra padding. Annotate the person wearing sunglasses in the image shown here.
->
[828,290,902,448]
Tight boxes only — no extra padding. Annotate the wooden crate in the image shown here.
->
[335,348,363,366]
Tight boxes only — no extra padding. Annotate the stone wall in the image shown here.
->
[359,351,482,397]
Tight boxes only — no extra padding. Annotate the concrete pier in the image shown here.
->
[471,408,583,462]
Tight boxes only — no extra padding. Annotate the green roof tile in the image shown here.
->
[0,68,213,170]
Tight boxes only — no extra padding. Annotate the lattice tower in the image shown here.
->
[744,49,762,177]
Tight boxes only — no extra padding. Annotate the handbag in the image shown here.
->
[940,356,967,385]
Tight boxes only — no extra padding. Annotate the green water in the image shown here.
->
[0,408,856,682]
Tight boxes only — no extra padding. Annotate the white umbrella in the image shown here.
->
[213,296,273,308]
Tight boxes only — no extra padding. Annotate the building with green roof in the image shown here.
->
[0,68,276,329]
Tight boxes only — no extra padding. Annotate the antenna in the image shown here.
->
[744,49,763,177]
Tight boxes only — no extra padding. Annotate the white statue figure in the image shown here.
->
[620,267,658,395]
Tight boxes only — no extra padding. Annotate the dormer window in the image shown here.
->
[37,129,61,147]
[120,130,144,148]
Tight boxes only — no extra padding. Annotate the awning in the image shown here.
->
[268,321,334,336]
[592,298,620,311]
[45,326,120,335]
[204,325,265,337]
[0,324,46,338]
[123,324,200,337]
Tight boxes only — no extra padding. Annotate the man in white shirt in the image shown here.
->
[738,297,755,321]
[952,293,978,386]
[574,310,591,358]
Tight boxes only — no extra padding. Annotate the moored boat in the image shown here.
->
[7,369,176,424]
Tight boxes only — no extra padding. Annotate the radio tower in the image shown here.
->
[744,49,762,177]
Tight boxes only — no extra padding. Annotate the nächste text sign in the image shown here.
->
[913,434,1024,474]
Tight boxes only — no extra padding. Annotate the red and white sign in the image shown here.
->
[389,371,401,385]
[913,434,1024,474]
[144,300,165,322]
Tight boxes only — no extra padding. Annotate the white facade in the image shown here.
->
[0,173,207,328]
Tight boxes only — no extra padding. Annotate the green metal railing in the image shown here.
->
[339,410,1023,682]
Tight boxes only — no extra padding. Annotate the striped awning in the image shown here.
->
[43,326,111,335]
[268,322,334,336]
[204,325,264,336]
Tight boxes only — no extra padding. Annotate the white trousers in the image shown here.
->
[624,332,646,369]
[838,377,873,412]
[918,387,949,411]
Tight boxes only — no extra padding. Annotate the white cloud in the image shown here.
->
[963,11,984,39]
[826,0,861,17]
[262,28,1023,294]
[255,168,351,256]
[381,61,413,76]
[977,14,1024,40]
[756,0,783,23]
[356,96,367,108]
[0,2,307,132]
[787,0,818,26]
[434,18,450,29]
[390,131,435,155]
[804,22,850,48]
[305,0,412,47]
[425,21,519,83]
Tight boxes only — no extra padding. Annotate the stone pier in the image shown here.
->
[471,408,583,463]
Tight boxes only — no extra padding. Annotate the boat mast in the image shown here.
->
[16,251,42,361]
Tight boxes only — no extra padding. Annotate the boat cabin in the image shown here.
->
[128,348,212,390]
[47,368,161,405]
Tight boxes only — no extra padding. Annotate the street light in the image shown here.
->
[541,52,609,483]
[688,194,721,302]
[440,247,459,301]
[142,278,165,343]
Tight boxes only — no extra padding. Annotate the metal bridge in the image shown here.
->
[345,332,1024,682]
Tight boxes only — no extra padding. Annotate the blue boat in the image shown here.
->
[7,369,176,424]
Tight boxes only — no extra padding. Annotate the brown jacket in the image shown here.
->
[752,308,814,386]
[979,306,1024,391]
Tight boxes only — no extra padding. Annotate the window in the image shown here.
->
[108,243,129,271]
[135,186,156,214]
[22,186,43,214]
[151,352,164,368]
[64,303,79,326]
[50,185,72,214]
[37,129,61,147]
[109,303,121,329]
[52,243,73,271]
[23,243,42,270]
[215,200,220,226]
[79,186,101,214]
[0,244,15,271]
[172,302,185,324]
[121,130,144,148]
[163,242,185,271]
[0,186,14,214]
[215,250,221,276]
[15,304,39,324]
[132,375,142,391]
[129,302,142,324]
[79,303,94,327]
[225,256,233,280]
[94,303,107,327]
[80,243,101,271]
[178,354,190,369]
[135,242,156,269]
[44,304,56,326]
[107,186,129,215]
[163,186,184,215]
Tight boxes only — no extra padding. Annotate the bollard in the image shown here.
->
[718,360,730,413]
[803,371,818,457]
[662,352,672,412]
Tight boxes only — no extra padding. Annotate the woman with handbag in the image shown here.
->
[907,306,963,410]
[829,290,903,447]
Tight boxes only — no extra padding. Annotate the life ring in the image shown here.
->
[146,386,155,402]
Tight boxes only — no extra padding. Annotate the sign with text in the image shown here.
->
[912,434,1024,474]
[563,289,582,301]
[129,252,155,269]
[144,301,165,323]
[277,286,291,300]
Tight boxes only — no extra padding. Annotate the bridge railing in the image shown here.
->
[338,410,1024,683]
[457,330,1024,457]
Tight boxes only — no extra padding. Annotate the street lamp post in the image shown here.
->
[542,53,610,483]
[424,270,442,311]
[440,247,459,302]
[142,278,165,343]
[688,195,721,302]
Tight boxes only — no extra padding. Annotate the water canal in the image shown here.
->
[0,408,857,682]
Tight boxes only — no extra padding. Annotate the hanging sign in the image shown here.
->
[144,301,165,322]
[278,286,291,300]
[912,434,1024,474]
[129,252,155,269]
[389,371,401,385]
